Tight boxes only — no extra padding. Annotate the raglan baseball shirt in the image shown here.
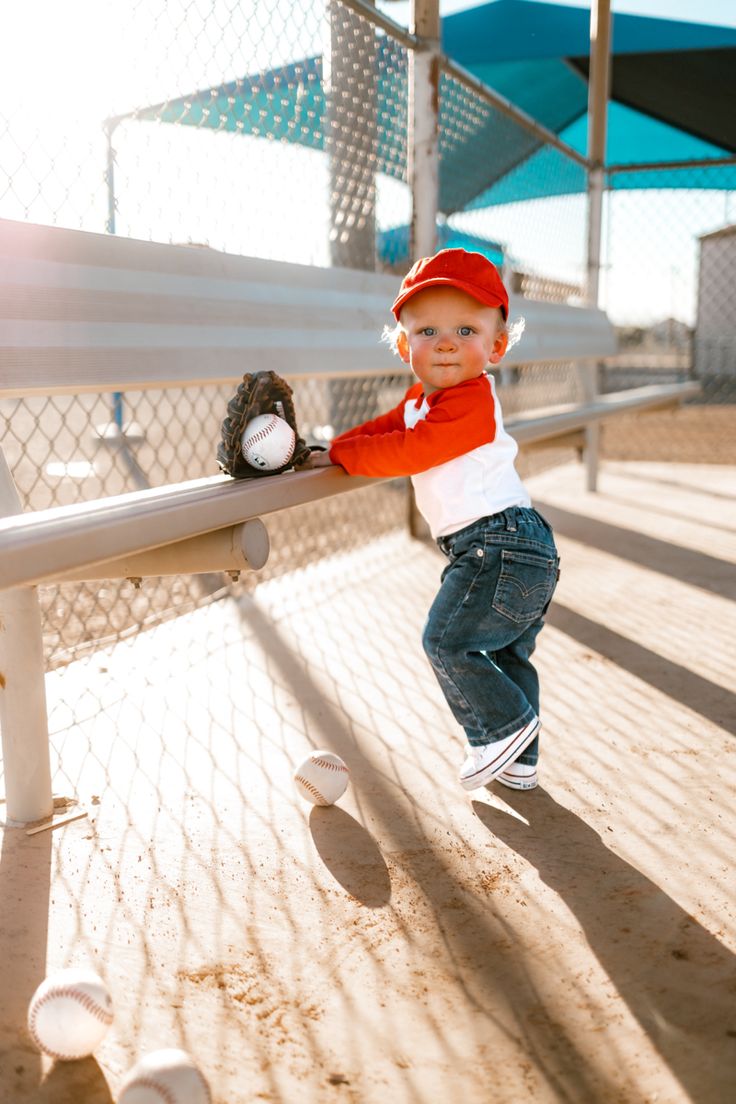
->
[329,372,530,539]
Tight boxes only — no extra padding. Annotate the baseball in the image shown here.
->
[27,967,113,1061]
[293,750,350,806]
[118,1048,211,1104]
[241,413,296,471]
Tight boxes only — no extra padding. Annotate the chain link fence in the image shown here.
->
[1,0,411,265]
[2,0,734,676]
[0,377,410,669]
[439,61,593,480]
[599,160,736,465]
[1,0,414,670]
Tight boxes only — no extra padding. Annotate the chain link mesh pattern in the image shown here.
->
[437,64,591,481]
[600,162,736,464]
[440,69,588,307]
[0,1,410,267]
[0,377,410,670]
[2,1,734,677]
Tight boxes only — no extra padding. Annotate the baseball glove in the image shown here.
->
[217,370,314,479]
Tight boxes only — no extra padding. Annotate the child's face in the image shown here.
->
[396,286,507,395]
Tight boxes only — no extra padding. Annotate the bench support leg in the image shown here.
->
[0,451,53,827]
[576,359,601,492]
[585,423,600,493]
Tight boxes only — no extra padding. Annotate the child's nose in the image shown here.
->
[436,331,457,348]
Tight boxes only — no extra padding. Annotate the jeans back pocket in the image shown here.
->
[492,547,559,624]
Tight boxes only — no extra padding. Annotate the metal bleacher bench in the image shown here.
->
[0,216,698,593]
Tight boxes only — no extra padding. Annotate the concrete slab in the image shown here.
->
[1,462,734,1103]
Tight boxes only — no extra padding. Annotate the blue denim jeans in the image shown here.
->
[423,506,559,764]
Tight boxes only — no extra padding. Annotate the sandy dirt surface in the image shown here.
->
[0,461,734,1103]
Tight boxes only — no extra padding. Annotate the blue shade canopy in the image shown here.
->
[124,0,736,214]
[378,223,504,267]
[443,0,736,63]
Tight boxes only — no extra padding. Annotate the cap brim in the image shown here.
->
[392,277,508,320]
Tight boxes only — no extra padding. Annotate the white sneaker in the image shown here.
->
[497,761,538,790]
[458,718,540,792]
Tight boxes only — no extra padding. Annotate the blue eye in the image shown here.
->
[420,327,437,336]
[459,326,474,337]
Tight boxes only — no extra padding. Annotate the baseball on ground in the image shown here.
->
[241,413,296,471]
[27,967,113,1061]
[293,750,350,806]
[118,1048,211,1104]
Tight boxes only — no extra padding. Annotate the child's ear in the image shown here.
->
[488,330,509,365]
[396,330,410,363]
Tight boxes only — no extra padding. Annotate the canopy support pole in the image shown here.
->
[583,0,612,491]
[404,2,441,539]
[409,0,440,261]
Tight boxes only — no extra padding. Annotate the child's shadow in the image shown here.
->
[473,789,736,1104]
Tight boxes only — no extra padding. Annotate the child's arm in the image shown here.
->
[329,401,409,446]
[298,387,415,469]
[330,376,496,478]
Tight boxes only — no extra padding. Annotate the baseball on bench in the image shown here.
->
[27,967,114,1061]
[118,1048,211,1104]
[293,750,350,806]
[241,413,296,471]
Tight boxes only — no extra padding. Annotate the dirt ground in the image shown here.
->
[0,460,734,1103]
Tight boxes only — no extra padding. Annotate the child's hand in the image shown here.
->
[309,450,335,468]
[295,449,334,470]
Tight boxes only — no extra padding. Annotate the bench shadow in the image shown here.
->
[26,1058,113,1104]
[535,500,735,600]
[610,469,736,504]
[473,789,736,1104]
[309,806,391,907]
[598,491,736,536]
[0,827,113,1103]
[0,827,49,1099]
[548,603,736,735]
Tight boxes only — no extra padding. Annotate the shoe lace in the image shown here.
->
[466,743,487,765]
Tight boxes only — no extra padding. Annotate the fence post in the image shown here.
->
[324,0,377,270]
[406,1,440,539]
[409,0,440,261]
[583,0,611,492]
[0,450,53,826]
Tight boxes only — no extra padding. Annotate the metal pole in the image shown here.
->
[583,0,611,492]
[409,0,440,261]
[104,120,117,236]
[324,0,377,271]
[322,1,379,440]
[104,119,125,434]
[0,450,53,826]
[404,2,440,540]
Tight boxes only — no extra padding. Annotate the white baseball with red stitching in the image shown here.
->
[27,967,113,1060]
[293,750,350,806]
[241,413,296,471]
[118,1048,212,1104]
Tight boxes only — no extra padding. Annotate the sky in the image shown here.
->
[377,0,736,29]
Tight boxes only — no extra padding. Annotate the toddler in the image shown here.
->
[308,248,560,791]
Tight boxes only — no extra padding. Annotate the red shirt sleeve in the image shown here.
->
[329,375,497,478]
[329,393,409,446]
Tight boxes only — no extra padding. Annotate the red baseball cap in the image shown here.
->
[391,248,509,321]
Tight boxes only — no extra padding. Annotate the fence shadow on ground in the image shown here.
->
[473,789,736,1104]
[1,463,734,1101]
